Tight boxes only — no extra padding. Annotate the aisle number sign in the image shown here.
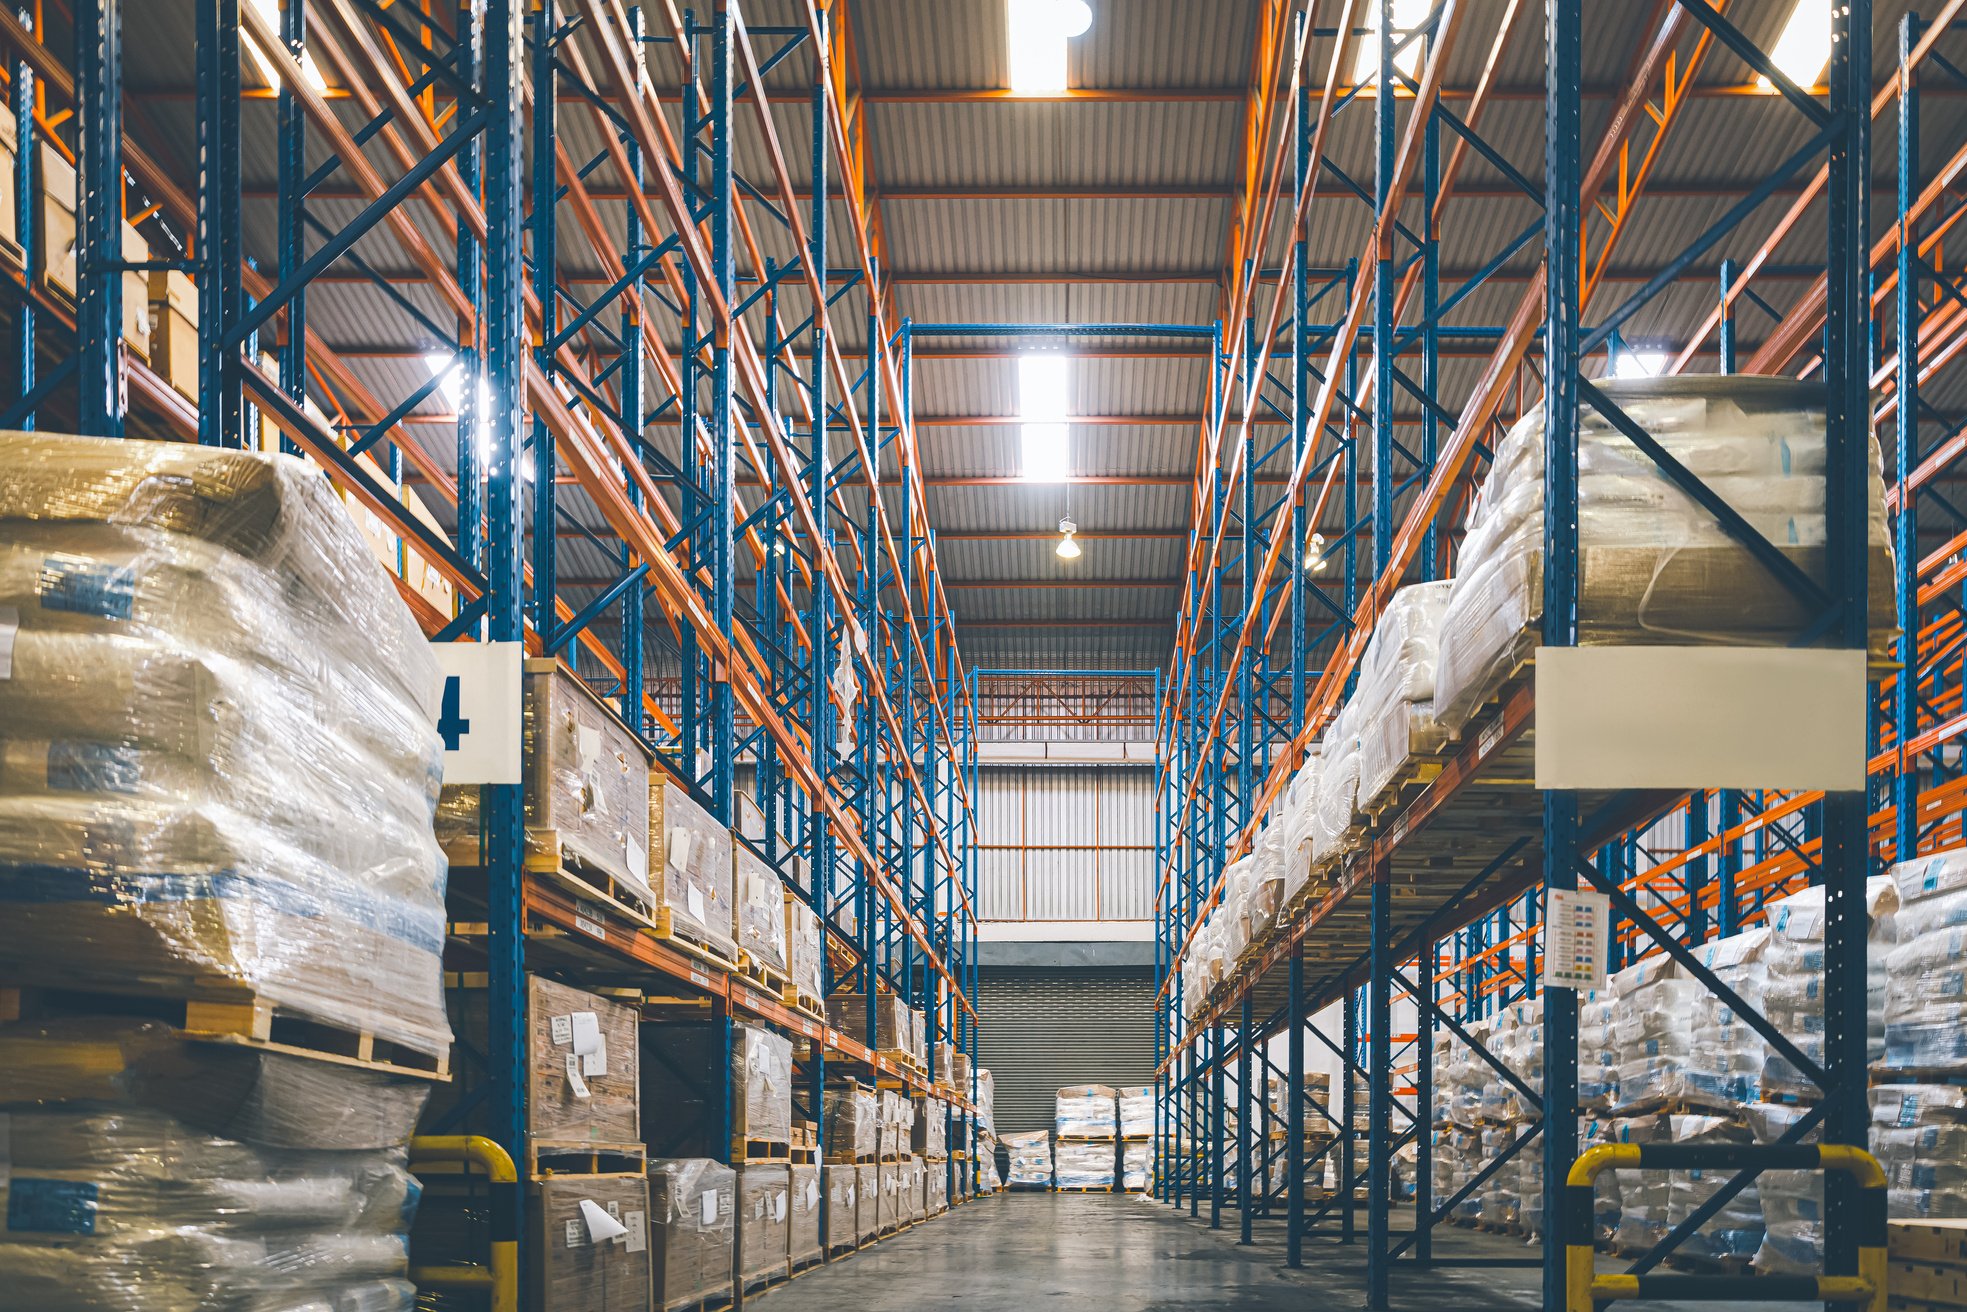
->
[430,642,524,784]
[1544,886,1610,992]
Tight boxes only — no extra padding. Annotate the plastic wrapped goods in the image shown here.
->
[1606,1113,1675,1251]
[646,1159,735,1309]
[647,772,737,961]
[976,1067,996,1134]
[732,843,788,976]
[826,994,911,1057]
[1761,877,1898,1096]
[1055,1140,1115,1190]
[735,1164,790,1286]
[1310,709,1363,864]
[1744,1100,1824,1276]
[1665,1115,1765,1262]
[821,1165,857,1251]
[1611,956,1702,1112]
[1056,1084,1119,1138]
[1353,581,1453,810]
[1432,377,1896,736]
[0,432,450,1060]
[788,1163,823,1264]
[520,659,653,898]
[1121,1141,1153,1191]
[732,1022,794,1148]
[1884,847,1967,1072]
[529,1175,652,1312]
[1872,1083,1967,1221]
[1005,1130,1053,1187]
[0,1019,427,1312]
[854,1163,879,1242]
[1117,1086,1153,1138]
[434,975,640,1149]
[1682,927,1773,1107]
[784,892,824,1009]
[1579,990,1619,1112]
[823,1084,878,1160]
[912,1095,947,1158]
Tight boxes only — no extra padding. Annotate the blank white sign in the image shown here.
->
[1534,645,1866,792]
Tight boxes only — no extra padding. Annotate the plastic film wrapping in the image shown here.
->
[1883,847,1967,1072]
[1121,1141,1153,1191]
[646,1159,734,1309]
[0,434,450,1059]
[826,994,911,1055]
[0,1018,428,1312]
[1310,708,1363,865]
[735,1164,790,1284]
[821,1165,857,1250]
[823,1084,878,1160]
[733,1023,794,1146]
[1432,377,1896,735]
[1055,1140,1114,1189]
[434,975,640,1147]
[1762,878,1897,1094]
[975,1068,995,1135]
[732,843,787,976]
[1871,1083,1967,1220]
[912,1095,947,1158]
[1117,1086,1153,1139]
[1055,1085,1118,1138]
[529,1174,651,1312]
[787,1163,822,1263]
[1005,1130,1052,1186]
[1745,1100,1824,1275]
[783,892,824,1007]
[855,1163,879,1241]
[519,660,652,899]
[647,773,736,960]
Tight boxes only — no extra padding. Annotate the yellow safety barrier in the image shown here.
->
[409,1134,521,1312]
[1564,1141,1886,1312]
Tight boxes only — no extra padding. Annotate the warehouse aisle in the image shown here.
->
[750,1194,1526,1311]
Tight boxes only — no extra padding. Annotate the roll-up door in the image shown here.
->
[975,968,1156,1137]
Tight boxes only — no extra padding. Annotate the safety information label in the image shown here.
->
[1543,886,1610,991]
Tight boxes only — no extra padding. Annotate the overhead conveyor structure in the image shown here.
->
[1152,2,1967,1308]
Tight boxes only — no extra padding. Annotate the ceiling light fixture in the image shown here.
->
[1758,0,1832,93]
[1007,0,1092,95]
[1305,531,1328,574]
[1019,354,1072,482]
[1056,517,1082,560]
[1351,0,1430,89]
[1611,348,1669,380]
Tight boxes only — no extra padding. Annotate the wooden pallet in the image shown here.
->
[789,1252,826,1276]
[0,985,449,1080]
[782,985,826,1022]
[1057,1135,1120,1143]
[1055,1185,1117,1193]
[1360,756,1447,820]
[737,952,790,995]
[824,1152,878,1165]
[649,906,741,972]
[878,1049,925,1075]
[528,1140,645,1179]
[733,1137,792,1163]
[825,1240,860,1257]
[525,836,657,920]
[660,1291,734,1312]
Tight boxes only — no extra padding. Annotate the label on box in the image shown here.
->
[0,606,17,679]
[700,1191,718,1226]
[669,829,693,874]
[775,1191,787,1223]
[566,1054,590,1100]
[687,886,706,924]
[624,1211,645,1252]
[565,1218,585,1248]
[550,1015,573,1046]
[570,1011,601,1055]
[582,1037,608,1078]
[806,1181,819,1210]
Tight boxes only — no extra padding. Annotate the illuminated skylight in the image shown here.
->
[1007,0,1092,95]
[1612,349,1669,380]
[1758,0,1832,92]
[1019,354,1072,482]
[1352,0,1431,89]
[244,0,328,94]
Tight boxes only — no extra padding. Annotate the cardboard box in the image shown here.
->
[788,1163,823,1263]
[647,1159,734,1310]
[1893,1219,1967,1268]
[435,975,641,1150]
[878,1158,901,1231]
[733,840,787,976]
[147,268,199,401]
[821,1164,857,1250]
[784,891,824,1008]
[827,993,912,1056]
[1891,1260,1967,1307]
[912,1094,947,1158]
[823,1081,878,1160]
[529,1175,652,1312]
[524,659,652,896]
[735,1163,790,1285]
[640,1020,790,1155]
[649,770,736,959]
[0,102,18,260]
[37,141,74,297]
[855,1162,879,1242]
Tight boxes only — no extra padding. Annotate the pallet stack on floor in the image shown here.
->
[0,435,454,1311]
[1055,1085,1121,1191]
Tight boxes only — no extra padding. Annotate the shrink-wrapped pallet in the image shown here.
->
[827,993,911,1057]
[1280,752,1323,901]
[1761,877,1897,1095]
[855,1163,879,1241]
[646,1159,734,1310]
[1745,1100,1826,1275]
[0,433,451,1059]
[638,1021,789,1156]
[1432,377,1896,736]
[520,659,653,897]
[735,1164,790,1286]
[823,1083,878,1160]
[435,975,641,1149]
[1610,955,1702,1112]
[1117,1085,1153,1139]
[530,1175,652,1312]
[821,1164,857,1250]
[1665,1114,1765,1262]
[976,1066,996,1134]
[1353,581,1453,811]
[733,842,788,977]
[0,1018,427,1312]
[1580,990,1619,1112]
[1871,1083,1967,1221]
[903,1156,926,1223]
[1606,1112,1675,1251]
[1310,706,1363,864]
[912,1094,947,1158]
[1005,1130,1053,1187]
[1121,1141,1153,1191]
[733,1023,795,1149]
[1883,847,1967,1073]
[1054,1140,1116,1190]
[784,892,824,1010]
[788,1163,823,1263]
[647,772,736,960]
[1056,1084,1118,1138]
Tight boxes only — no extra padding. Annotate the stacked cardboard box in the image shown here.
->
[788,1163,824,1265]
[1891,1219,1967,1310]
[530,1175,652,1312]
[647,1160,734,1311]
[735,1164,790,1289]
[647,771,737,961]
[822,1164,859,1252]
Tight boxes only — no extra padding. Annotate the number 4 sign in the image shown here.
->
[429,643,524,785]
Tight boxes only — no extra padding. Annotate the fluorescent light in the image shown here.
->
[1758,0,1831,92]
[245,0,329,94]
[1352,0,1431,89]
[1022,423,1071,483]
[1612,349,1668,379]
[1007,0,1091,95]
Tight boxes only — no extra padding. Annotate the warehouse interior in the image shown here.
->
[0,0,1964,1309]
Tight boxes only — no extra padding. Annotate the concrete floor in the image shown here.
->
[750,1193,1807,1311]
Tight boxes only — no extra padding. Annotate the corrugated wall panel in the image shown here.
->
[1100,848,1154,921]
[979,770,1024,846]
[1025,847,1097,920]
[979,848,1025,922]
[976,970,1157,1138]
[979,766,1156,922]
[1098,770,1156,847]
